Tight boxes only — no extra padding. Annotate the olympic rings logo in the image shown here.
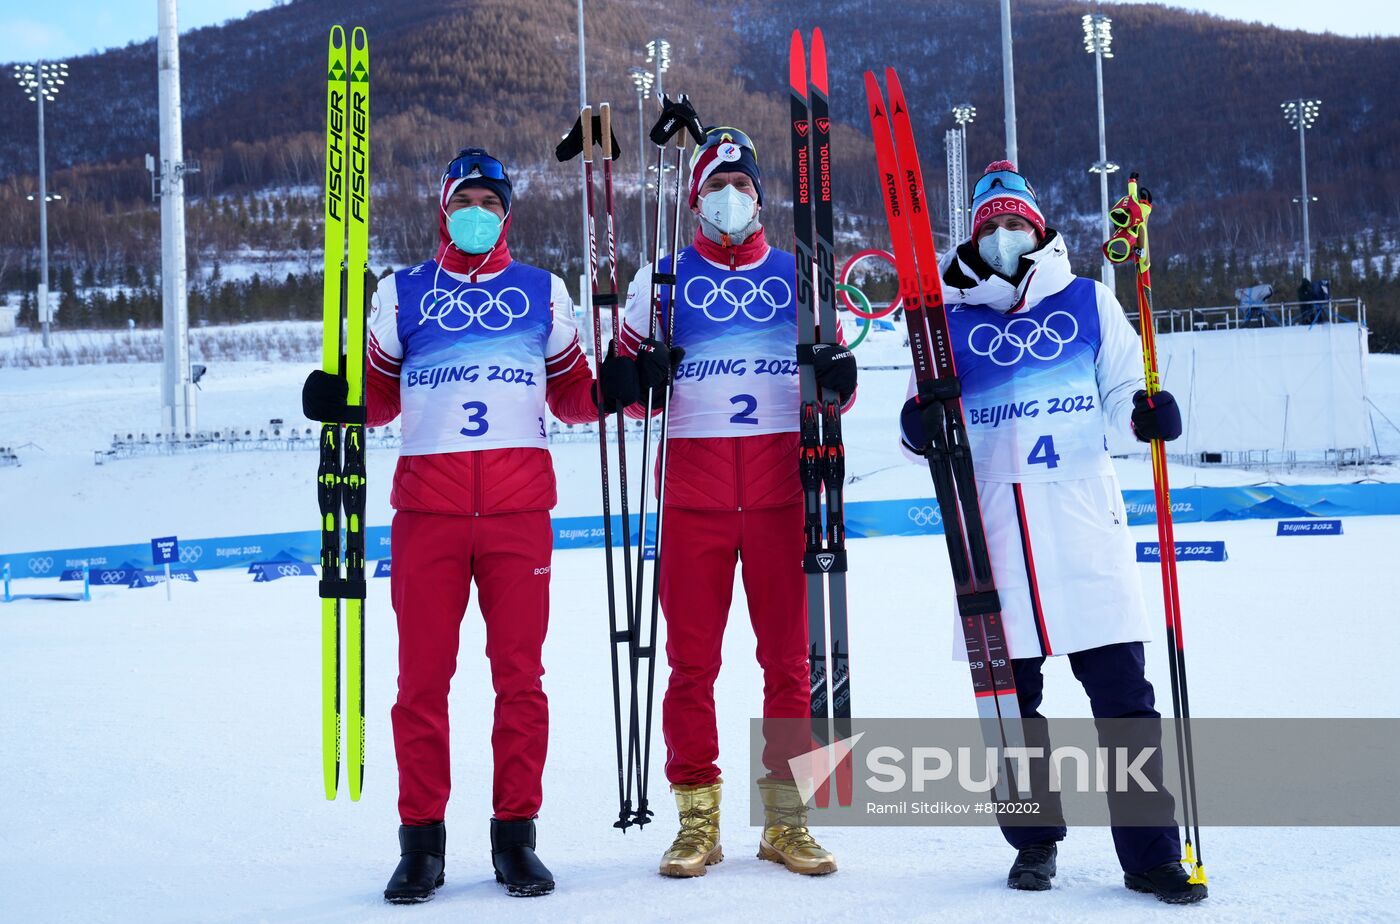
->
[839,249,901,320]
[277,564,302,577]
[179,546,203,564]
[966,311,1079,367]
[684,275,791,323]
[99,570,127,584]
[907,505,943,528]
[28,556,54,574]
[419,285,531,332]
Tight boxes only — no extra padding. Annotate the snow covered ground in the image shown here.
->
[3,518,1399,922]
[2,333,1399,921]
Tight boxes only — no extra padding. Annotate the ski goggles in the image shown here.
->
[1109,193,1148,230]
[690,126,757,170]
[1103,226,1139,264]
[973,169,1036,202]
[441,148,510,185]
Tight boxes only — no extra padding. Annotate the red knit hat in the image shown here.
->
[970,160,1045,240]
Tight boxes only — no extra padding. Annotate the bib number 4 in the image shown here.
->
[1027,434,1061,469]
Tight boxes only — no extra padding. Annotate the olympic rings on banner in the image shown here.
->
[838,284,874,350]
[839,249,901,319]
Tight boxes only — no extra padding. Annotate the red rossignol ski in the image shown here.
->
[865,67,1025,800]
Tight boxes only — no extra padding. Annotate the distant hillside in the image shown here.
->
[1,0,1396,345]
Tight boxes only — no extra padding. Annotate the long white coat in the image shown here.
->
[904,235,1153,658]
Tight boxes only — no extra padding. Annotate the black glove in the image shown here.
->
[636,337,685,392]
[302,369,348,423]
[810,343,857,402]
[900,396,930,456]
[1131,389,1182,443]
[594,345,640,414]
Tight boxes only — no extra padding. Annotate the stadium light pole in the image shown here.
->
[645,39,672,254]
[12,60,68,349]
[1281,98,1321,279]
[629,66,655,259]
[952,103,976,234]
[1083,13,1116,290]
[1000,0,1018,164]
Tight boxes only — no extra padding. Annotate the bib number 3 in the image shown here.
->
[460,401,490,437]
[1027,434,1061,469]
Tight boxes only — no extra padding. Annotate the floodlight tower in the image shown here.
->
[1281,98,1322,279]
[12,60,68,348]
[629,65,655,257]
[1083,13,1117,289]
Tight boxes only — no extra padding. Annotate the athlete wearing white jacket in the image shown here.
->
[905,228,1150,659]
[900,161,1201,905]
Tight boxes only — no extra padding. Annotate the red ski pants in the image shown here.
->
[660,503,810,787]
[390,509,552,824]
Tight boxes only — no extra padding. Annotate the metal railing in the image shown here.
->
[92,416,664,462]
[1139,298,1366,335]
[94,423,403,464]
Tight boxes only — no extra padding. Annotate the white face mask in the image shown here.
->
[978,227,1037,275]
[699,184,758,236]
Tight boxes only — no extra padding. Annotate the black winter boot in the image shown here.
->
[1125,861,1209,904]
[383,823,446,904]
[1007,842,1057,891]
[490,818,555,897]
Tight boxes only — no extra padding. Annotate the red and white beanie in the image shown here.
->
[687,127,763,207]
[970,160,1045,239]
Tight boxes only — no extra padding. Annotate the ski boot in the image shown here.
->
[756,777,837,875]
[490,818,555,897]
[383,822,446,904]
[658,781,723,877]
[1007,842,1057,891]
[1125,861,1209,904]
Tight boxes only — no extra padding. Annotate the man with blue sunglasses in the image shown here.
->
[899,161,1202,904]
[303,146,633,903]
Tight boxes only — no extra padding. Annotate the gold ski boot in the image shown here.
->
[658,781,723,878]
[756,777,837,875]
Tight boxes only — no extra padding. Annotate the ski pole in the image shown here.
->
[556,104,633,830]
[1105,174,1206,886]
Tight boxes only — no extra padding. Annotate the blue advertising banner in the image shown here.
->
[1136,541,1228,563]
[87,567,144,587]
[5,484,1400,579]
[130,569,199,588]
[373,560,391,578]
[1276,519,1343,536]
[252,562,316,582]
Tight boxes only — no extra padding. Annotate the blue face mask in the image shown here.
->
[447,206,504,254]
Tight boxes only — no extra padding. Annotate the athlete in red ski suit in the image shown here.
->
[303,148,605,902]
[618,129,857,801]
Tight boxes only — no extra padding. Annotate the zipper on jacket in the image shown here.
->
[473,450,481,516]
[734,438,744,512]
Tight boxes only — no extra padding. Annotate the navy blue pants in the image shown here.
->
[998,641,1181,874]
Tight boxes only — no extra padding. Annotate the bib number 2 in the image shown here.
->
[460,401,490,437]
[1027,434,1060,469]
[729,394,759,426]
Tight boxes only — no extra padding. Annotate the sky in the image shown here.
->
[1,0,1396,63]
